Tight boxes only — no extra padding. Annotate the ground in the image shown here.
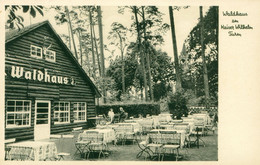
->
[47,129,218,161]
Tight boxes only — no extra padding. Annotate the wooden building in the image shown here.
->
[5,21,101,141]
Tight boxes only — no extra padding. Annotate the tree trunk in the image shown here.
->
[169,6,182,92]
[134,6,148,102]
[200,6,210,108]
[117,32,126,94]
[67,22,71,50]
[92,24,102,77]
[88,7,96,80]
[142,6,154,101]
[65,6,78,60]
[77,30,83,66]
[97,6,107,103]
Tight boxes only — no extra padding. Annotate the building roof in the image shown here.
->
[5,20,101,98]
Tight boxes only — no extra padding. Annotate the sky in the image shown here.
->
[6,6,210,67]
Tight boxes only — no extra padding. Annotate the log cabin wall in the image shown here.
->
[5,22,100,141]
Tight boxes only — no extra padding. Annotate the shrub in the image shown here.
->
[168,89,189,119]
[96,103,160,118]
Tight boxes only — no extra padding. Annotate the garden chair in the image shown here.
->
[56,134,75,160]
[145,132,163,161]
[160,132,181,161]
[5,138,16,160]
[114,126,126,145]
[122,124,136,144]
[74,131,96,159]
[190,124,206,148]
[87,133,107,159]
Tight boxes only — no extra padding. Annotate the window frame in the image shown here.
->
[54,102,70,124]
[73,102,87,122]
[6,100,31,128]
[44,49,56,62]
[30,45,43,59]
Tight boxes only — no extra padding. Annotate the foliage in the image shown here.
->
[181,6,218,106]
[5,5,44,30]
[94,76,118,103]
[106,44,175,101]
[106,55,138,100]
[96,103,160,118]
[168,89,190,119]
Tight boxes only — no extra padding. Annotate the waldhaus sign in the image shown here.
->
[9,65,76,85]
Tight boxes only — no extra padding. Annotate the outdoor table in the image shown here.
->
[158,114,173,122]
[96,124,119,130]
[6,141,58,161]
[83,128,116,144]
[191,114,211,125]
[138,118,154,127]
[170,120,183,123]
[116,123,141,133]
[76,128,116,158]
[159,124,174,130]
[124,119,137,123]
[150,129,186,148]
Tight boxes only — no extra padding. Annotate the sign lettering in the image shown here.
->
[10,66,76,85]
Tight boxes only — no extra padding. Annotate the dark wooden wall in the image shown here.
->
[5,24,97,141]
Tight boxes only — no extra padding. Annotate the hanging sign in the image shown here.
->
[9,65,76,85]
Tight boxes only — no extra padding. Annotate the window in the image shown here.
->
[30,45,42,59]
[44,49,56,62]
[54,102,70,124]
[6,100,31,128]
[73,102,86,122]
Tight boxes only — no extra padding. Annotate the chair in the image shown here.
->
[57,134,74,160]
[190,124,206,148]
[5,138,16,160]
[74,132,95,159]
[123,124,136,145]
[145,132,163,161]
[114,126,126,145]
[161,132,181,161]
[136,139,153,159]
[87,133,107,159]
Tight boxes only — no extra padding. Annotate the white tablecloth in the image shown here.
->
[158,114,173,122]
[191,114,211,125]
[116,123,141,133]
[6,141,57,161]
[82,128,116,144]
[150,129,186,148]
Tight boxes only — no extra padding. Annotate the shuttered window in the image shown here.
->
[6,100,31,128]
[73,102,87,122]
[54,102,70,124]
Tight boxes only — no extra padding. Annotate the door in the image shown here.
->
[34,100,51,140]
